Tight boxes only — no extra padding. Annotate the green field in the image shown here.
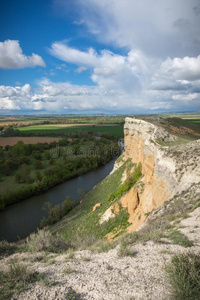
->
[184,119,200,124]
[17,125,124,137]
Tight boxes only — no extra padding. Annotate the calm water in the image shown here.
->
[0,160,115,242]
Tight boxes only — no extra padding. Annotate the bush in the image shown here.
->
[62,196,74,215]
[117,237,137,257]
[40,197,76,227]
[166,253,200,300]
[26,229,68,253]
[168,230,194,247]
[107,162,142,202]
[0,241,18,257]
[34,160,43,170]
[15,164,31,183]
[0,260,42,299]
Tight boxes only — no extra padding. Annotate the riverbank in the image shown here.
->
[0,134,121,209]
[0,159,116,242]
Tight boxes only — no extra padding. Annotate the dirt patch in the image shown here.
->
[24,123,120,127]
[0,137,62,147]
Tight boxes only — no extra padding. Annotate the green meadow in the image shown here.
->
[17,125,124,137]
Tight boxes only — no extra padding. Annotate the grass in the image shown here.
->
[26,229,68,253]
[66,248,75,260]
[115,191,199,247]
[107,162,142,202]
[63,266,76,274]
[184,118,200,124]
[0,240,18,257]
[0,260,44,299]
[90,239,115,253]
[118,237,137,257]
[168,230,194,247]
[65,287,81,300]
[51,159,133,247]
[166,252,200,300]
[17,124,124,137]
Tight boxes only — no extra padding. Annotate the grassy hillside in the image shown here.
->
[51,158,135,245]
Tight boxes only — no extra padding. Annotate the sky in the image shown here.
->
[0,0,200,115]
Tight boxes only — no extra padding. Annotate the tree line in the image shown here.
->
[0,135,121,209]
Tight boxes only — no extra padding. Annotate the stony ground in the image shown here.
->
[0,206,199,300]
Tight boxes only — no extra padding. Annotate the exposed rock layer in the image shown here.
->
[120,117,200,231]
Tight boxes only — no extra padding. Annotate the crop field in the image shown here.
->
[184,119,200,124]
[17,124,124,137]
[0,137,62,147]
[0,115,125,127]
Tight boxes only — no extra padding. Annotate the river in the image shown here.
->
[0,159,115,242]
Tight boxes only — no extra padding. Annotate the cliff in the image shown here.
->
[118,117,200,231]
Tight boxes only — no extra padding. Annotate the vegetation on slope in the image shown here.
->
[166,252,200,300]
[51,159,141,246]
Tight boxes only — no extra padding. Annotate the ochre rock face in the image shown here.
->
[92,203,102,212]
[120,117,200,232]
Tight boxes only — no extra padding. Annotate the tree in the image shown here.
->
[35,170,42,181]
[78,188,87,199]
[15,164,31,183]
[32,150,42,160]
[62,196,73,216]
[34,160,43,170]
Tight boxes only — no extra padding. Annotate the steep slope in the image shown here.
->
[117,117,200,231]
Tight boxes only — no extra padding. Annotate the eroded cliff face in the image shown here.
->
[119,117,200,232]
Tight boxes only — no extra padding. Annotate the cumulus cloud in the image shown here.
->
[2,41,200,113]
[172,93,199,101]
[2,0,200,113]
[55,0,200,58]
[157,55,200,81]
[0,40,46,69]
[50,42,98,67]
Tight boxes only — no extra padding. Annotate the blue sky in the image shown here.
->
[0,0,200,114]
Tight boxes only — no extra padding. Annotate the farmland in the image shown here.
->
[0,137,62,148]
[16,124,124,138]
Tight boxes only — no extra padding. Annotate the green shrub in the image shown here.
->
[15,164,31,183]
[26,229,68,253]
[107,193,115,202]
[168,230,194,247]
[0,260,42,299]
[65,287,80,300]
[117,237,137,257]
[107,162,142,202]
[0,241,18,257]
[62,196,74,215]
[166,253,200,300]
[91,240,115,253]
[40,197,77,227]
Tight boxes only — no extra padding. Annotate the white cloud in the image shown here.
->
[32,0,200,113]
[157,55,200,81]
[50,41,98,67]
[75,66,87,73]
[172,93,199,101]
[2,42,200,113]
[0,40,46,69]
[73,19,85,25]
[56,0,200,58]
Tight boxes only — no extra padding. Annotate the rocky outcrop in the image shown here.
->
[92,203,102,211]
[120,117,200,231]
